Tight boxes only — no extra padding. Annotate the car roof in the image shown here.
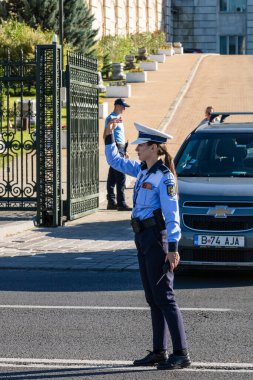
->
[195,122,253,133]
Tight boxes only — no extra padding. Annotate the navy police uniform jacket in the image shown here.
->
[105,136,181,252]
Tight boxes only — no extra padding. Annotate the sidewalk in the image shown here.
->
[1,54,252,271]
[0,211,35,239]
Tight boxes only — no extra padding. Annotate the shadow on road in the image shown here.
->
[0,269,143,292]
[0,268,252,293]
[0,366,157,380]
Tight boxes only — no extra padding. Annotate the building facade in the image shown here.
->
[86,0,253,54]
[171,0,253,54]
[85,0,166,38]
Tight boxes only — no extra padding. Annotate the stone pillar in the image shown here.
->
[111,63,126,80]
[124,55,136,70]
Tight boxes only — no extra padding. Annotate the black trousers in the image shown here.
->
[107,148,126,206]
[134,225,188,352]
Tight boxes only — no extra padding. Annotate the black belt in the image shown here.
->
[131,217,156,233]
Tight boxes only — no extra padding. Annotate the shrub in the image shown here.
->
[93,31,167,70]
[130,32,153,54]
[148,31,166,54]
[130,31,166,55]
[101,53,111,79]
[0,19,53,60]
[95,35,135,69]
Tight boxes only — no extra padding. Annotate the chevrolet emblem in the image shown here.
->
[207,206,235,218]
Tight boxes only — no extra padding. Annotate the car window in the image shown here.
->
[176,133,253,177]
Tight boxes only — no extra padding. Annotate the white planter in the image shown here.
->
[99,102,108,119]
[174,47,184,54]
[149,54,166,63]
[158,48,175,56]
[139,61,158,71]
[106,84,131,98]
[126,71,147,83]
[17,99,36,113]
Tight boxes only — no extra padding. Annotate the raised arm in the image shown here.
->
[104,122,141,178]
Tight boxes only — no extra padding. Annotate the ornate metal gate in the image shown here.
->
[36,43,62,226]
[0,45,99,225]
[66,52,99,220]
[0,51,37,210]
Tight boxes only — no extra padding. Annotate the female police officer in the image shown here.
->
[105,121,191,370]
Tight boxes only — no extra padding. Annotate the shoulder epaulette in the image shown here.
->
[158,164,170,174]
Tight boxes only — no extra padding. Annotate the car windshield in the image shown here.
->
[176,133,253,177]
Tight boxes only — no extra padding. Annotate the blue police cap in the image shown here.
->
[114,98,130,107]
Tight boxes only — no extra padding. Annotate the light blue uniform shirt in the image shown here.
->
[105,111,125,145]
[105,138,181,250]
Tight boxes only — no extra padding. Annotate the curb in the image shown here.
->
[0,220,35,240]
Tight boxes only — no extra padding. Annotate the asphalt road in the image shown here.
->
[0,270,252,380]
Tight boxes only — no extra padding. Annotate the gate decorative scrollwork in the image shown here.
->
[0,51,37,210]
[66,52,99,220]
[0,46,99,226]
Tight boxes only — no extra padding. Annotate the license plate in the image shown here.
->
[194,235,245,247]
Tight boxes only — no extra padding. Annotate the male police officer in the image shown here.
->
[104,98,132,211]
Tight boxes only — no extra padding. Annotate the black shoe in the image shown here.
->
[157,353,191,370]
[117,204,132,211]
[133,350,168,367]
[107,203,117,210]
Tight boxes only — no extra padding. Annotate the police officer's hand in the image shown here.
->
[105,119,120,135]
[165,252,180,272]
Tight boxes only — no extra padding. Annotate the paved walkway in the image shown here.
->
[0,54,253,271]
[167,54,253,157]
[99,53,201,183]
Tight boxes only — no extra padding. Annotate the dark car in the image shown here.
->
[174,112,253,269]
[184,48,208,54]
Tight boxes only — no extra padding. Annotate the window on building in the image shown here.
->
[220,36,246,54]
[220,0,228,11]
[238,36,246,54]
[220,36,227,54]
[229,36,236,54]
[220,0,246,12]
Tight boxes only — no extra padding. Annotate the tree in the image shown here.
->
[1,0,98,54]
[21,0,58,30]
[64,0,98,54]
[0,0,57,30]
[0,19,53,60]
[0,1,9,19]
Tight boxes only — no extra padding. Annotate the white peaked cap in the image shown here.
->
[131,122,173,145]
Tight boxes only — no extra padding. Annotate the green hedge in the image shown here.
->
[0,19,53,60]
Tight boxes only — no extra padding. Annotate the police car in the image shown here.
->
[174,112,253,269]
